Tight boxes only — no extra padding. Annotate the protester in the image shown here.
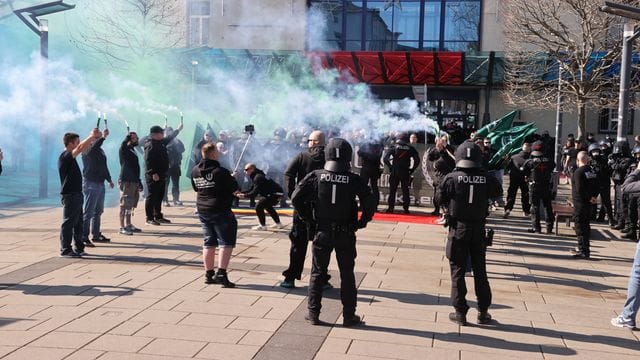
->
[118,132,143,235]
[144,123,183,225]
[237,163,284,230]
[357,138,384,210]
[81,127,114,247]
[427,136,455,217]
[571,151,598,259]
[191,143,238,287]
[58,129,101,257]
[409,133,424,206]
[163,127,186,207]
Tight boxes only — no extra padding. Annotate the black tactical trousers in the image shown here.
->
[615,184,624,224]
[388,171,411,211]
[145,179,165,220]
[446,220,491,314]
[308,229,357,317]
[282,212,311,281]
[626,195,639,230]
[529,186,554,231]
[360,169,380,209]
[505,177,530,213]
[596,186,614,223]
[574,204,591,255]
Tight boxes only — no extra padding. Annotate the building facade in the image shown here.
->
[184,0,637,138]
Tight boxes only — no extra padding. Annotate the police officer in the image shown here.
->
[504,143,531,218]
[522,141,555,233]
[384,132,420,214]
[357,138,384,210]
[438,140,502,325]
[610,140,634,230]
[588,143,613,225]
[619,146,640,240]
[291,138,376,327]
[571,151,598,259]
[280,130,328,288]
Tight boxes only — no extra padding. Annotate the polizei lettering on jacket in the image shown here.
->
[319,173,350,183]
[457,175,487,184]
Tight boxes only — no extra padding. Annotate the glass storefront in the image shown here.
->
[308,0,482,52]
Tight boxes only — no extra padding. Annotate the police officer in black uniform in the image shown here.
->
[610,140,634,230]
[384,132,420,214]
[588,143,614,225]
[504,143,531,218]
[292,138,376,327]
[438,140,502,326]
[280,130,328,288]
[571,151,598,259]
[521,141,555,233]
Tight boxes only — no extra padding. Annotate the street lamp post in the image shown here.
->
[13,0,75,198]
[600,1,640,141]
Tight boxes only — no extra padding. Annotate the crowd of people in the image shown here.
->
[50,122,640,329]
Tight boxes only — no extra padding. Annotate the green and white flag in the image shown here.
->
[476,110,519,138]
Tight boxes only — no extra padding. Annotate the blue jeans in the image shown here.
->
[198,210,238,248]
[622,241,640,324]
[60,193,84,254]
[83,180,105,240]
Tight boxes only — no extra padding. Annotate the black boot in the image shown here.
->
[205,269,219,284]
[477,311,492,324]
[343,314,363,327]
[449,312,467,326]
[612,222,625,230]
[215,269,235,288]
[622,231,638,241]
[305,312,321,325]
[621,227,634,234]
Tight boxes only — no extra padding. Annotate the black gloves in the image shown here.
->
[357,218,368,229]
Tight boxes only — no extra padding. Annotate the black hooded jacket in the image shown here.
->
[243,168,284,198]
[284,145,325,197]
[191,159,238,212]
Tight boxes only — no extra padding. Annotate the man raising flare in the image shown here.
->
[59,129,101,257]
[144,123,183,225]
[118,132,144,235]
[191,143,238,287]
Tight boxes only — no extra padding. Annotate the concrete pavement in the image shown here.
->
[0,187,639,359]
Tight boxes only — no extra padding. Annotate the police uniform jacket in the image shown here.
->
[291,169,375,227]
[191,159,239,213]
[383,140,420,174]
[611,157,634,185]
[439,168,502,221]
[621,169,640,195]
[284,145,325,198]
[588,156,611,189]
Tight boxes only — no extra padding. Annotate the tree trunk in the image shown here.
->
[577,101,586,139]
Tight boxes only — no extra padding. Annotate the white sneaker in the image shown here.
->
[436,216,447,225]
[252,225,267,231]
[270,223,285,229]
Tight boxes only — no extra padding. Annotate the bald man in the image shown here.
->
[571,151,598,259]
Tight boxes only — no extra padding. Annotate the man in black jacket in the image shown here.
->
[163,127,186,207]
[427,137,455,216]
[237,163,284,230]
[191,143,238,287]
[571,151,598,259]
[384,132,420,214]
[504,143,531,218]
[118,132,143,236]
[144,123,183,225]
[280,130,327,288]
[81,127,114,247]
[522,141,555,234]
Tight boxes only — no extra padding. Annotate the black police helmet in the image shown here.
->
[633,145,640,156]
[588,143,600,155]
[531,140,544,157]
[324,138,353,172]
[454,141,482,169]
[612,140,631,157]
[598,139,609,150]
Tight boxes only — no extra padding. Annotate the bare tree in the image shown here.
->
[69,0,184,69]
[501,0,638,137]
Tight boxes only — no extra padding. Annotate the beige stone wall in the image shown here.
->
[207,0,307,50]
[480,0,505,51]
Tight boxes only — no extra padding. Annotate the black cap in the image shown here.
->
[454,140,482,169]
[324,138,353,172]
[150,125,164,134]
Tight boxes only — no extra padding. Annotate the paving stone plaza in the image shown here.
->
[0,184,639,360]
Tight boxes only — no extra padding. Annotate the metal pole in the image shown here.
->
[39,20,49,198]
[618,23,634,141]
[555,63,564,172]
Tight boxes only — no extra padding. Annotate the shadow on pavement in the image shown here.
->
[0,283,138,297]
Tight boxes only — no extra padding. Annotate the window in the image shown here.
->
[365,0,421,51]
[346,1,364,50]
[308,0,343,50]
[599,108,634,135]
[443,1,480,51]
[188,0,211,47]
[423,1,441,44]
